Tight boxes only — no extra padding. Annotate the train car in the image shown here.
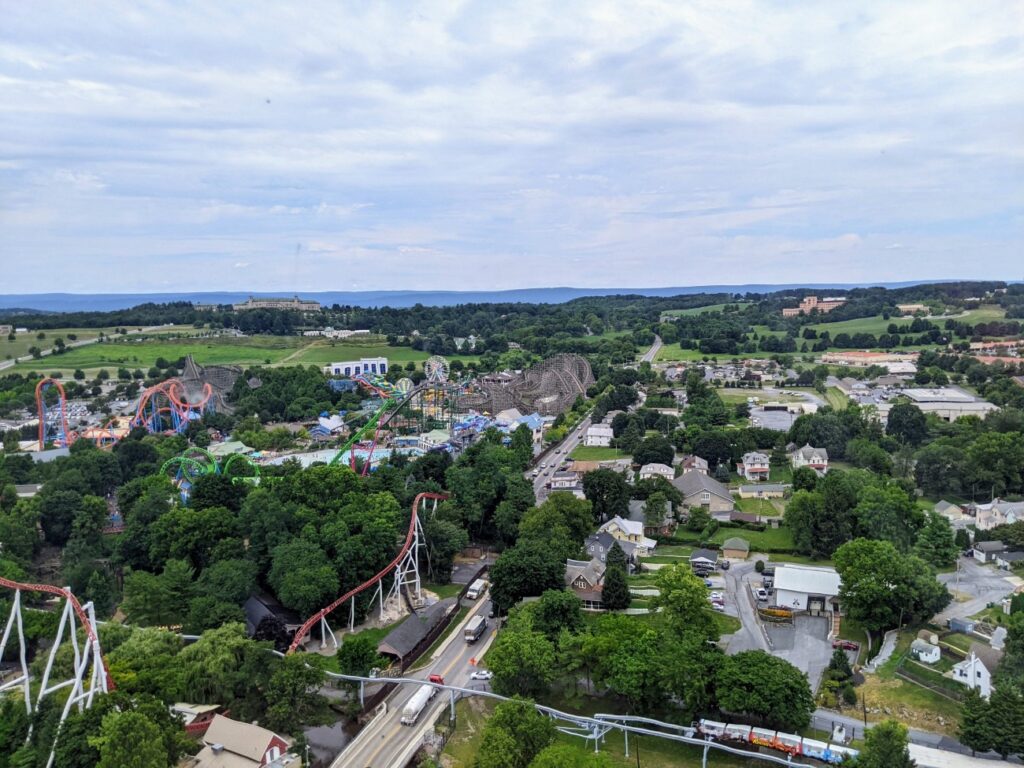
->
[696,720,726,738]
[722,723,752,742]
[775,731,803,755]
[750,727,777,749]
[800,738,832,761]
[826,744,859,764]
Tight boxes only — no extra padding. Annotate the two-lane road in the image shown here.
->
[528,415,592,503]
[640,334,662,363]
[334,596,496,767]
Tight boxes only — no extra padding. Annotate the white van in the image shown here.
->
[466,579,488,600]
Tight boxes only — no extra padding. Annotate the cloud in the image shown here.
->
[0,1,1021,292]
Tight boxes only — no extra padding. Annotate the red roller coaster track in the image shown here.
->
[0,576,114,690]
[286,491,448,654]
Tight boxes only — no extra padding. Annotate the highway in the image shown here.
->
[332,595,497,768]
[640,334,662,363]
[528,415,591,504]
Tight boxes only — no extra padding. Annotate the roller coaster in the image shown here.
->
[35,375,216,451]
[0,577,112,768]
[286,491,446,654]
[160,446,260,498]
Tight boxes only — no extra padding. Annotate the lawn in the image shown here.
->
[443,696,776,767]
[705,526,795,553]
[655,345,745,363]
[9,334,477,376]
[1,327,123,360]
[661,301,752,317]
[733,496,786,517]
[824,387,849,410]
[569,445,630,461]
[858,630,964,734]
[424,582,464,600]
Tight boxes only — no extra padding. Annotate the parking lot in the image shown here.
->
[767,615,834,691]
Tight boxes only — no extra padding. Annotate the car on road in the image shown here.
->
[469,669,493,681]
[428,674,445,685]
[832,639,860,651]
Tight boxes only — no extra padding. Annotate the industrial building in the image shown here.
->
[323,357,389,377]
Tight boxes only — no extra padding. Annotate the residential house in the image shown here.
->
[773,564,842,615]
[789,444,829,475]
[14,484,42,499]
[678,454,709,475]
[584,423,614,447]
[638,462,674,482]
[976,500,1024,531]
[995,551,1024,570]
[565,558,605,610]
[673,471,734,515]
[974,541,1008,564]
[597,516,657,557]
[952,643,1003,699]
[550,470,585,498]
[737,483,787,499]
[736,452,770,482]
[934,500,967,527]
[721,537,750,560]
[627,498,674,537]
[689,549,719,570]
[585,531,639,570]
[188,714,293,768]
[171,703,222,732]
[910,639,941,665]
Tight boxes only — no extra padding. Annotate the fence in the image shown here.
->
[895,657,965,702]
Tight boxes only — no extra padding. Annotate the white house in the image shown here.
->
[952,644,1003,700]
[974,541,1008,564]
[976,500,1024,532]
[790,444,829,475]
[323,357,388,377]
[910,639,941,665]
[597,516,657,557]
[638,463,674,482]
[773,564,842,615]
[736,452,770,482]
[584,424,614,447]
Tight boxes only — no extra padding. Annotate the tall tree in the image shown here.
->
[887,402,928,446]
[582,469,631,523]
[958,689,995,756]
[88,710,166,768]
[715,651,814,731]
[477,698,556,768]
[489,540,566,615]
[489,617,557,698]
[856,719,916,768]
[651,563,718,641]
[914,512,959,568]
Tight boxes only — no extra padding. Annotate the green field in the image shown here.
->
[569,445,630,461]
[805,305,1006,338]
[8,334,477,375]
[661,301,752,317]
[655,344,745,363]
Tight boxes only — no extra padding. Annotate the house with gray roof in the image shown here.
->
[565,558,605,610]
[627,498,674,536]
[585,531,639,570]
[672,470,734,514]
[952,643,1003,699]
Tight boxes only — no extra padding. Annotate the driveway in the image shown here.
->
[723,560,769,654]
[934,557,1018,625]
[768,615,833,692]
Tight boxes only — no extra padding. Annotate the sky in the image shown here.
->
[1,1,1023,294]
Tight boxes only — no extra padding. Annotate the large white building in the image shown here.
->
[878,387,998,422]
[584,423,614,447]
[232,295,321,312]
[773,564,842,615]
[323,357,389,377]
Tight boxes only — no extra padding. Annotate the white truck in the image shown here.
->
[466,579,487,600]
[464,615,486,644]
[400,684,436,726]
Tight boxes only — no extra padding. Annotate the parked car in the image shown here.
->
[470,670,493,681]
[755,588,768,601]
[711,602,726,612]
[718,560,730,570]
[704,578,714,587]
[709,592,724,602]
[832,639,860,651]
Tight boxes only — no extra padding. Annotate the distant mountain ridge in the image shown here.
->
[0,280,987,313]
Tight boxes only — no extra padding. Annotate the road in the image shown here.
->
[528,415,592,504]
[936,556,1019,628]
[333,596,496,768]
[640,334,662,363]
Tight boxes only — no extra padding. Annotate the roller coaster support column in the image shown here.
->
[0,589,30,712]
[319,615,338,651]
[386,500,427,611]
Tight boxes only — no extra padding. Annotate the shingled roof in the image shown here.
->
[378,598,457,661]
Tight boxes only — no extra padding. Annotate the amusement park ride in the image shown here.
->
[34,374,216,451]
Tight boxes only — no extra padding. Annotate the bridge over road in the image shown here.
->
[332,595,496,768]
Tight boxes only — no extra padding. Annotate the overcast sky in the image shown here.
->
[1,2,1022,294]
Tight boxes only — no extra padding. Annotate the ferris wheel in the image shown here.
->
[395,377,414,395]
[424,355,450,384]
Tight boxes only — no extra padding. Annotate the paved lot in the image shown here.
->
[767,615,833,692]
[935,557,1018,625]
[723,560,769,654]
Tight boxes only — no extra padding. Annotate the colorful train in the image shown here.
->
[696,720,859,765]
